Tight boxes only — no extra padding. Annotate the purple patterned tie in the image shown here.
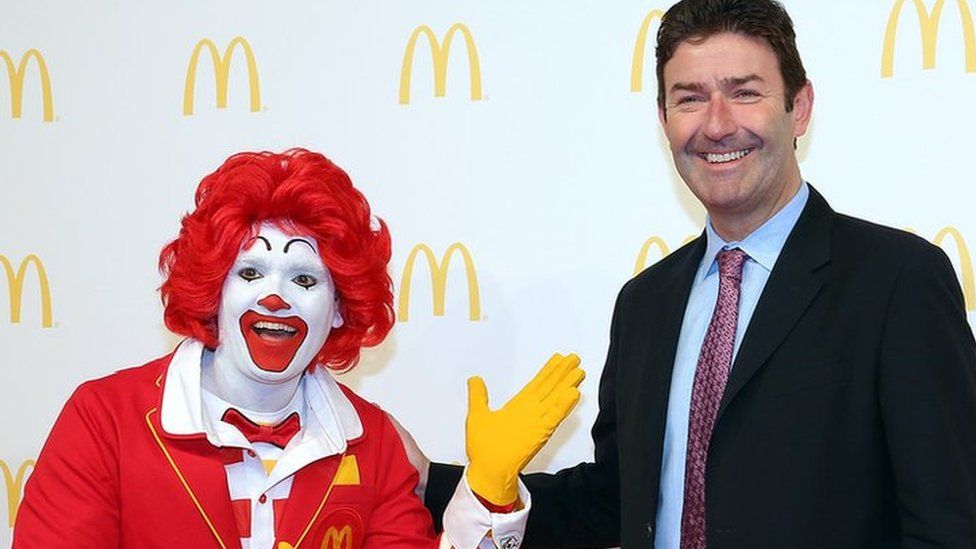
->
[680,247,747,549]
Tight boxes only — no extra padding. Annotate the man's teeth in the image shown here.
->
[704,149,751,164]
[253,321,297,334]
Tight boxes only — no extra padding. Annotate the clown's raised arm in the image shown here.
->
[12,149,582,549]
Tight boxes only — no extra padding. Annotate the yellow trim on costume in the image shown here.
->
[154,373,163,387]
[279,452,345,549]
[145,407,228,549]
[262,459,277,475]
[333,455,360,486]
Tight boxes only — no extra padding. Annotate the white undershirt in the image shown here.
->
[201,387,302,548]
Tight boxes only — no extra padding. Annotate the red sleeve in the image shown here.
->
[361,413,442,549]
[13,382,120,549]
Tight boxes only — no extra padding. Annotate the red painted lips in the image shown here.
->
[239,310,309,372]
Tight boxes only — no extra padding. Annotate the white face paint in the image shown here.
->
[215,222,342,384]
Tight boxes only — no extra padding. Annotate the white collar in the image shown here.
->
[198,384,305,450]
[160,339,363,452]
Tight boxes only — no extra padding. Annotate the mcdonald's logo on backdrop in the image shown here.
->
[0,49,53,121]
[183,37,261,115]
[2,459,34,527]
[1,254,53,328]
[398,243,481,322]
[631,9,665,92]
[634,235,697,275]
[321,525,353,549]
[881,0,976,77]
[931,226,975,311]
[399,23,483,104]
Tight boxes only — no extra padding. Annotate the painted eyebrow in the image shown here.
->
[255,236,272,251]
[284,238,316,254]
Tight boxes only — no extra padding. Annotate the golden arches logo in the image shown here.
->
[398,243,481,322]
[1,254,53,328]
[320,525,352,549]
[630,9,665,92]
[0,49,54,122]
[399,23,483,104]
[2,459,34,527]
[634,235,697,275]
[881,0,976,77]
[931,226,975,311]
[183,37,261,115]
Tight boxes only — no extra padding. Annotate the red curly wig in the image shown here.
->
[159,148,394,372]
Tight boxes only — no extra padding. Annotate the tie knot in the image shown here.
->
[717,248,747,280]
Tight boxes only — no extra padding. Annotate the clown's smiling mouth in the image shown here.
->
[240,311,309,372]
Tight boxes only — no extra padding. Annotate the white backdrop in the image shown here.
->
[2,0,976,545]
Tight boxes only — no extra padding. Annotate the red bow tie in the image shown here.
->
[221,408,301,449]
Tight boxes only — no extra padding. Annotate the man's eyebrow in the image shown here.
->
[284,238,316,254]
[722,74,764,88]
[669,75,765,95]
[255,236,272,251]
[670,81,707,95]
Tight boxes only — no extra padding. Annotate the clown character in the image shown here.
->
[14,149,584,549]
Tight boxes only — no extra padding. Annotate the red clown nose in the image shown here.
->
[258,294,291,312]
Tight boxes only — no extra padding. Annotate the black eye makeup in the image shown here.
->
[238,267,263,281]
[292,274,317,289]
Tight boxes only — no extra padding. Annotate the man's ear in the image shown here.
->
[792,80,814,138]
[658,104,667,126]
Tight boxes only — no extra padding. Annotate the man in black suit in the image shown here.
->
[410,0,976,546]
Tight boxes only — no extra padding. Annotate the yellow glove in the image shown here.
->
[465,353,584,506]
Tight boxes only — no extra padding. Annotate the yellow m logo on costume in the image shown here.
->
[1,254,53,328]
[634,235,697,275]
[630,9,665,92]
[0,49,54,121]
[931,226,975,311]
[399,23,483,104]
[183,37,261,115]
[881,0,976,77]
[320,525,353,549]
[2,459,34,527]
[398,243,481,322]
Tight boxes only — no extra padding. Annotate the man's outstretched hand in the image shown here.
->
[465,353,585,506]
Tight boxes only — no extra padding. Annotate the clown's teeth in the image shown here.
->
[253,321,297,333]
[704,149,751,164]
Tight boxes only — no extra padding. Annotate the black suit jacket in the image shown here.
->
[426,188,976,548]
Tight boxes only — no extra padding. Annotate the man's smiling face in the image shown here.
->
[659,32,812,228]
[216,221,342,383]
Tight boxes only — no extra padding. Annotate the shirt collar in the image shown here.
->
[160,339,363,452]
[699,182,809,281]
[199,382,305,449]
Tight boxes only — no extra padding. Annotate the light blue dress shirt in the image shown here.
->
[654,183,810,548]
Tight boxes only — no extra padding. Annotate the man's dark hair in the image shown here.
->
[655,0,807,112]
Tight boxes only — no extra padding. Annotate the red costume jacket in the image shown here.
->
[14,353,439,548]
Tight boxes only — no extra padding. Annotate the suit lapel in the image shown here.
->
[146,407,242,549]
[717,187,834,421]
[643,235,707,389]
[635,235,706,502]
